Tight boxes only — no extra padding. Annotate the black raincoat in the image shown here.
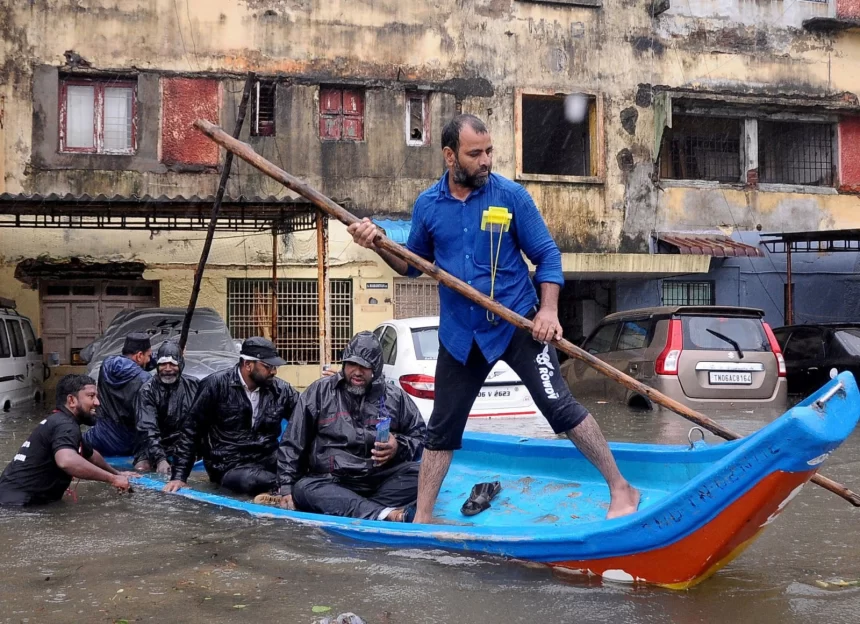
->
[276,331,426,497]
[171,364,299,483]
[135,342,200,466]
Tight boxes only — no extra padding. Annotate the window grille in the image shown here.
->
[662,281,715,306]
[394,278,440,319]
[227,279,352,365]
[659,116,741,183]
[758,121,833,186]
[251,81,276,137]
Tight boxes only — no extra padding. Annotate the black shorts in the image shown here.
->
[425,324,590,451]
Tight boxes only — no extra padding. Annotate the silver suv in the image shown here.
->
[560,306,788,411]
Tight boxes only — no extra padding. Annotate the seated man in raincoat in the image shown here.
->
[84,332,153,466]
[135,341,199,474]
[163,337,299,496]
[255,331,426,522]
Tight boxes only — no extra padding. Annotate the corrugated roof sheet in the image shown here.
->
[0,193,339,233]
[0,193,314,204]
[655,233,764,258]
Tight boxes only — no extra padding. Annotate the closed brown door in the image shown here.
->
[40,280,158,364]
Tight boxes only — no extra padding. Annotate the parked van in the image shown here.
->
[0,297,46,411]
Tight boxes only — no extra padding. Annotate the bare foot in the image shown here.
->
[606,482,640,519]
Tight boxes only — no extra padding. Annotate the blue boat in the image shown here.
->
[119,372,860,589]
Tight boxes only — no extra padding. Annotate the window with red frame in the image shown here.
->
[59,78,136,154]
[319,87,365,141]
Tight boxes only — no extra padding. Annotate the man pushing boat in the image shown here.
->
[347,114,639,522]
[0,374,132,506]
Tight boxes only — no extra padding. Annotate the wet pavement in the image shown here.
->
[1,398,860,623]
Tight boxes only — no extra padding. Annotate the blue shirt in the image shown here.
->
[406,172,564,364]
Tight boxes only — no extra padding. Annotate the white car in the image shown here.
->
[0,299,46,411]
[372,317,539,421]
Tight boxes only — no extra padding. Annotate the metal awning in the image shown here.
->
[0,193,348,233]
[760,229,860,253]
[655,233,764,258]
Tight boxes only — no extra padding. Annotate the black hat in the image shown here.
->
[342,353,372,369]
[240,337,286,366]
[123,332,151,354]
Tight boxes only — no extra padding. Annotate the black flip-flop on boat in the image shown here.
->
[461,481,502,516]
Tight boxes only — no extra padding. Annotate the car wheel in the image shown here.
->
[627,395,652,411]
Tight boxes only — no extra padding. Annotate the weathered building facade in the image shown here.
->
[2,0,860,385]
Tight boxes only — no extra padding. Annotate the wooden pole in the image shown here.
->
[179,74,255,351]
[193,118,860,507]
[786,245,794,326]
[316,210,330,372]
[271,228,278,342]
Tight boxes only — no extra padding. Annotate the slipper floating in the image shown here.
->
[461,481,502,516]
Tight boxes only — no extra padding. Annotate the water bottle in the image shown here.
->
[375,417,391,443]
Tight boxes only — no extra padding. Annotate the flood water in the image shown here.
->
[1,398,859,623]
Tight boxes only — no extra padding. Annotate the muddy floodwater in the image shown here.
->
[1,399,859,623]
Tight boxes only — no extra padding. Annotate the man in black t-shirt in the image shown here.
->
[0,374,133,506]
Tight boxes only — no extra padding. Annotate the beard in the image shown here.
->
[158,371,179,385]
[76,407,97,427]
[452,156,490,189]
[345,382,368,396]
[249,368,274,387]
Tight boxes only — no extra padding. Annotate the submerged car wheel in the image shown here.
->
[628,394,653,411]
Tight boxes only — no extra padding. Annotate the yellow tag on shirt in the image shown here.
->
[481,206,512,232]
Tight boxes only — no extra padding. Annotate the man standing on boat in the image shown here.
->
[135,340,199,474]
[348,114,639,522]
[84,332,153,466]
[0,374,132,506]
[254,331,425,522]
[163,337,299,496]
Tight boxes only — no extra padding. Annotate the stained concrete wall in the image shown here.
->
[3,0,860,366]
[3,0,860,252]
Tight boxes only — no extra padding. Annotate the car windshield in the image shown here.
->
[411,327,439,360]
[681,316,769,352]
[835,329,860,356]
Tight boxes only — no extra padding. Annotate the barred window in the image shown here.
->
[659,116,741,183]
[227,278,353,365]
[251,80,276,137]
[394,278,440,319]
[758,121,833,186]
[662,281,715,306]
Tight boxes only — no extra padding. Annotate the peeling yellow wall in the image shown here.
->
[0,220,400,388]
